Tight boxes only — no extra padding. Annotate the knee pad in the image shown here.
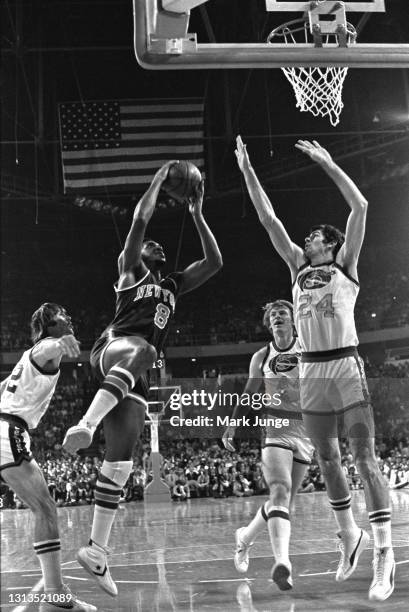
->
[101,460,133,488]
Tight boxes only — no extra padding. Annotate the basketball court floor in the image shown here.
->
[1,489,408,612]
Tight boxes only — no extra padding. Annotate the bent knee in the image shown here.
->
[267,480,291,500]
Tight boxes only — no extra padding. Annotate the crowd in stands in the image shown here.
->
[2,434,408,510]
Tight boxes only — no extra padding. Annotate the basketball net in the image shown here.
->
[267,20,357,127]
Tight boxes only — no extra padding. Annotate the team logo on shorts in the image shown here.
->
[298,269,334,290]
[269,353,298,375]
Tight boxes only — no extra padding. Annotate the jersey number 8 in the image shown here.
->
[154,304,171,330]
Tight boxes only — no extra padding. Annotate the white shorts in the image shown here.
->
[264,436,314,464]
[0,415,33,476]
[300,353,369,416]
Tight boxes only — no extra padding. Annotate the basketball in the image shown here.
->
[162,161,202,202]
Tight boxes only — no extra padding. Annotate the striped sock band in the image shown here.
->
[261,502,269,522]
[33,539,61,555]
[95,473,122,510]
[266,506,290,521]
[369,507,392,549]
[101,366,135,403]
[329,495,352,512]
[369,508,391,524]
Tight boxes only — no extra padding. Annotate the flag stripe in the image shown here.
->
[121,131,204,141]
[65,175,167,188]
[120,103,203,114]
[63,155,204,169]
[62,145,204,161]
[59,98,205,194]
[121,117,203,127]
[64,159,205,175]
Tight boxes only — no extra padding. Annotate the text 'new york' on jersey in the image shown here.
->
[106,270,183,352]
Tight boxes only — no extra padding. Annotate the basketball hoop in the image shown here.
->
[267,18,357,126]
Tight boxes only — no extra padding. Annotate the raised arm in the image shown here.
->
[31,335,81,369]
[222,347,265,451]
[177,179,223,295]
[295,140,368,276]
[118,161,177,286]
[235,136,304,276]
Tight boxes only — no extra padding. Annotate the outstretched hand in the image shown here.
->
[235,135,252,173]
[188,178,204,216]
[58,334,81,359]
[295,140,333,166]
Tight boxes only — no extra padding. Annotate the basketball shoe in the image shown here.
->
[77,541,117,597]
[271,561,293,591]
[234,527,254,573]
[335,528,370,581]
[368,547,395,601]
[62,419,96,454]
[39,584,96,611]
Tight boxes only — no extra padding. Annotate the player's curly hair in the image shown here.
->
[310,224,345,258]
[30,302,64,344]
[262,300,294,333]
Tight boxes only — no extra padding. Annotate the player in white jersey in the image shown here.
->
[235,136,394,602]
[222,300,313,591]
[0,303,96,612]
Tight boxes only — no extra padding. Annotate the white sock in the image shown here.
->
[82,367,135,427]
[33,540,63,590]
[266,506,291,564]
[369,508,392,549]
[82,389,119,428]
[91,461,132,547]
[329,495,359,536]
[241,504,267,543]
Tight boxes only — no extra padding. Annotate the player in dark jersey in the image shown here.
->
[62,161,222,597]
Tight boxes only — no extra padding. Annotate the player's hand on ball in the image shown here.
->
[235,135,252,173]
[58,335,81,358]
[188,178,204,216]
[222,426,236,452]
[153,160,179,185]
[295,140,333,166]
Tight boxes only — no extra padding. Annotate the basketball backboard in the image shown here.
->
[134,0,409,69]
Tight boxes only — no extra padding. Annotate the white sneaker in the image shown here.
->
[39,584,97,611]
[335,528,370,582]
[63,419,96,454]
[77,542,117,597]
[234,527,253,573]
[271,561,293,591]
[368,547,395,601]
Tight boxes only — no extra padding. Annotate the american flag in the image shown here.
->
[58,98,205,194]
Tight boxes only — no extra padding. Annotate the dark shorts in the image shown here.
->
[90,335,150,408]
[0,414,33,479]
